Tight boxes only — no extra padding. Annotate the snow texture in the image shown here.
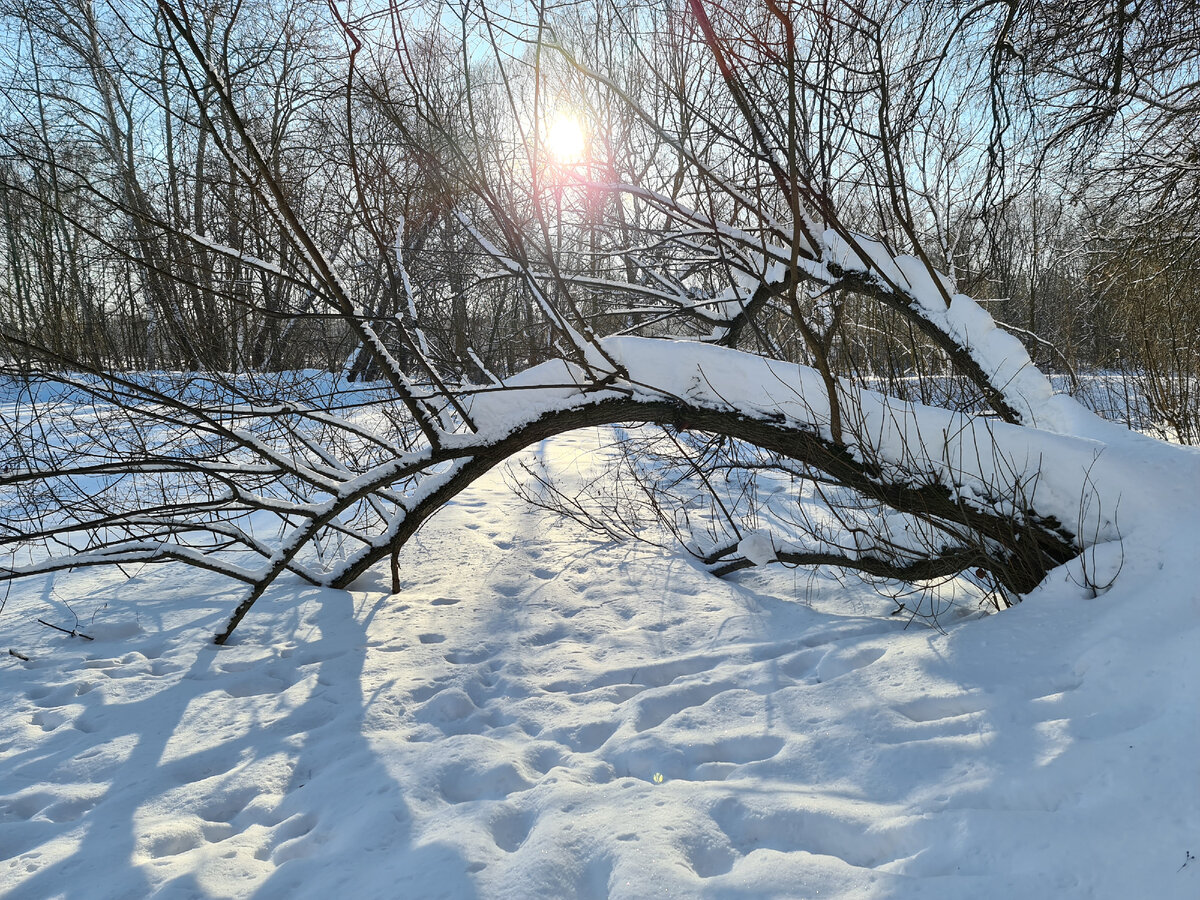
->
[3,416,1199,899]
[737,530,778,567]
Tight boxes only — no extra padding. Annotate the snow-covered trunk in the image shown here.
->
[5,0,1195,647]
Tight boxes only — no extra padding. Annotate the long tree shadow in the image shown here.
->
[6,576,478,899]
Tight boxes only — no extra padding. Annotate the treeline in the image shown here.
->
[1,0,1196,438]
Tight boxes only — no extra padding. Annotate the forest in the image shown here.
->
[1,2,1198,896]
[0,1,1195,418]
[2,0,1198,637]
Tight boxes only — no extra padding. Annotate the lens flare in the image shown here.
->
[546,113,585,163]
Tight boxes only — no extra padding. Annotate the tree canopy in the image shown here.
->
[1,0,1197,642]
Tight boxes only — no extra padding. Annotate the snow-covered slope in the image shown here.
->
[2,428,1198,899]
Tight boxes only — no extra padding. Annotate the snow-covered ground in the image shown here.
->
[2,425,1198,899]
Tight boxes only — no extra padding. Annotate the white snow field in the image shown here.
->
[2,423,1199,899]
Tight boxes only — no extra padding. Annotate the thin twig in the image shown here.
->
[37,619,94,640]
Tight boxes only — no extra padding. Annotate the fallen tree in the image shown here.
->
[2,0,1192,643]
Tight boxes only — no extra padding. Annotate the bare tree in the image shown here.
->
[2,0,1186,644]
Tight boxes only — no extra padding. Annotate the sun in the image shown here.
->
[546,112,586,164]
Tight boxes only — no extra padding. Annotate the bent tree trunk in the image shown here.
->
[207,326,1104,643]
[0,325,1158,645]
[2,0,1185,645]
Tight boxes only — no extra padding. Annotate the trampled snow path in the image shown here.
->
[2,429,1198,898]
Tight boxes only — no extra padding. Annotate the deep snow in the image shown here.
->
[2,426,1199,899]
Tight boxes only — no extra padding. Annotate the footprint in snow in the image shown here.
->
[437,759,533,804]
[140,822,206,859]
[444,647,491,664]
[543,653,719,694]
[489,806,534,852]
[894,694,987,723]
[709,796,909,870]
[259,812,321,864]
[222,673,289,698]
[529,624,568,646]
[633,680,737,732]
[541,719,619,753]
[813,646,886,682]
